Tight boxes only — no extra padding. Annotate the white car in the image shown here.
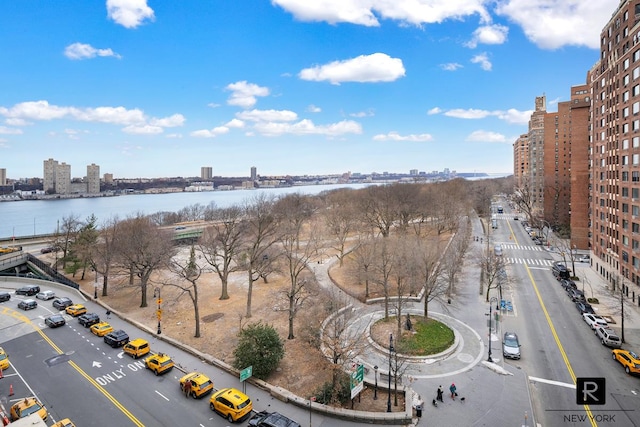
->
[577,255,591,263]
[36,290,56,300]
[583,313,608,330]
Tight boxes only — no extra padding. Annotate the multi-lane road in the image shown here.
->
[492,208,640,427]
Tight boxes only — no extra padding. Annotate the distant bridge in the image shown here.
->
[172,229,203,244]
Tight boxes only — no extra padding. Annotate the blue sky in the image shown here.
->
[0,1,619,179]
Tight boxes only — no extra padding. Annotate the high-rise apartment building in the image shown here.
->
[201,166,213,180]
[251,166,257,181]
[591,0,640,286]
[0,168,6,186]
[55,163,71,194]
[528,96,547,216]
[43,158,58,193]
[513,134,529,188]
[87,163,100,194]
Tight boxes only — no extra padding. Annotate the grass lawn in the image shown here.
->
[394,317,455,356]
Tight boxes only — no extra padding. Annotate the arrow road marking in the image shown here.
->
[93,361,102,368]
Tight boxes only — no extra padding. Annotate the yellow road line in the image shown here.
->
[524,264,597,427]
[2,308,145,426]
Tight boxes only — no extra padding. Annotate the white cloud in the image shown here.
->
[443,107,532,124]
[150,114,185,128]
[307,104,322,113]
[471,53,492,71]
[0,126,23,135]
[4,118,29,126]
[225,118,245,128]
[226,81,270,108]
[427,107,442,115]
[373,132,433,142]
[122,124,163,134]
[253,119,362,137]
[350,109,375,118]
[272,0,490,27]
[495,0,618,49]
[64,42,122,60]
[165,133,183,139]
[207,103,221,108]
[440,63,463,71]
[236,109,298,122]
[466,24,508,48]
[445,108,491,119]
[190,127,230,138]
[106,0,155,29]
[299,53,405,85]
[466,130,507,142]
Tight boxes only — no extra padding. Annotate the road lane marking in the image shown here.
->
[529,376,576,389]
[155,390,170,401]
[525,265,598,427]
[1,307,146,427]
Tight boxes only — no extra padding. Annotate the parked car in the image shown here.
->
[577,254,591,263]
[78,313,100,327]
[180,372,214,398]
[494,245,503,256]
[209,388,253,423]
[560,279,577,291]
[45,314,66,328]
[552,264,571,280]
[123,338,150,359]
[583,313,608,330]
[612,349,640,375]
[248,411,301,427]
[10,397,47,422]
[36,290,56,300]
[502,332,521,359]
[104,329,129,348]
[15,285,39,296]
[595,326,622,348]
[18,299,37,310]
[145,353,174,375]
[52,297,73,310]
[576,301,595,314]
[568,289,586,303]
[0,347,10,370]
[0,292,11,302]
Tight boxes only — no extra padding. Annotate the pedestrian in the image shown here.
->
[183,381,192,398]
[449,383,457,400]
[105,309,111,319]
[437,385,444,402]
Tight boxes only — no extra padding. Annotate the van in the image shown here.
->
[595,326,622,348]
[123,338,150,359]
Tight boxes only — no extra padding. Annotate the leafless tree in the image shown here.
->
[93,216,120,297]
[358,185,398,237]
[177,203,207,222]
[323,190,360,266]
[349,236,377,300]
[371,238,394,319]
[410,237,447,318]
[390,238,413,338]
[113,214,177,308]
[513,178,536,223]
[480,247,509,302]
[237,194,281,318]
[279,217,319,339]
[198,205,244,300]
[58,214,81,268]
[166,245,203,337]
[274,193,317,250]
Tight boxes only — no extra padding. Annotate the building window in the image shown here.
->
[635,85,640,96]
[635,136,640,147]
[623,251,629,262]
[623,187,630,197]
[623,123,630,133]
[623,155,629,165]
[624,107,630,118]
[624,219,630,229]
[635,154,640,165]
[626,58,631,70]
[634,171,640,182]
[634,205,640,216]
[634,222,640,233]
[634,102,640,114]
[623,171,630,181]
[625,74,631,85]
[634,239,639,250]
[635,67,640,79]
[624,235,630,246]
[623,203,630,213]
[624,91,630,102]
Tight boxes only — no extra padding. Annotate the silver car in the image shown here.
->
[503,332,521,359]
[36,290,56,300]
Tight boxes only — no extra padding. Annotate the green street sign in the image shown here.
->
[240,366,253,382]
[350,363,364,399]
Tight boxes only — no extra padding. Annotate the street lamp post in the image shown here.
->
[387,334,394,413]
[487,297,498,362]
[153,287,162,335]
[373,365,378,400]
[94,270,98,300]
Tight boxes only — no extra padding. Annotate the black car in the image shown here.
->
[560,279,577,291]
[17,299,37,310]
[52,297,73,310]
[104,330,130,348]
[45,314,66,328]
[576,301,595,314]
[0,292,10,302]
[569,289,586,302]
[15,285,40,296]
[248,411,301,427]
[78,313,100,327]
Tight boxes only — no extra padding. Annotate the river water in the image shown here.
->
[0,184,369,239]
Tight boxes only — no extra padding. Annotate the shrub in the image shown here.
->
[232,322,284,380]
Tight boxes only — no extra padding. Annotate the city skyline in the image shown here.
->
[0,1,618,178]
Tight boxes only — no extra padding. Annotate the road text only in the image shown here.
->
[95,361,146,386]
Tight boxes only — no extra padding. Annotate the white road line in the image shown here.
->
[529,376,576,389]
[155,390,170,401]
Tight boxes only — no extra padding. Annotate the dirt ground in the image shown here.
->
[65,249,406,412]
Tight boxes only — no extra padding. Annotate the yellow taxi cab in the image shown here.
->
[0,347,9,370]
[65,304,87,317]
[612,349,640,374]
[123,338,150,359]
[52,418,76,427]
[10,397,47,422]
[209,387,253,422]
[145,352,174,375]
[90,322,114,337]
[180,372,214,398]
